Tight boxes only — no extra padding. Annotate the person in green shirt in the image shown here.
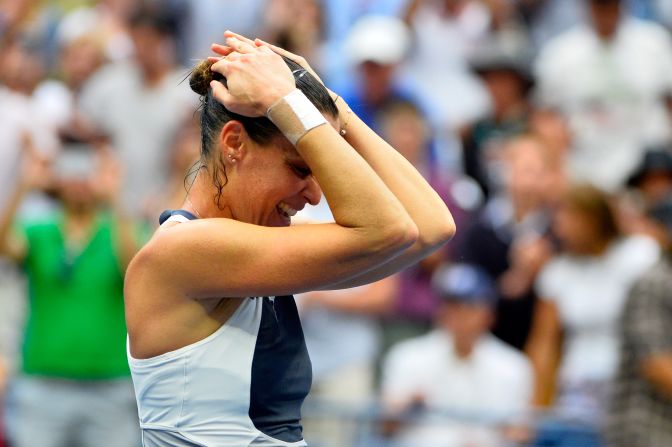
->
[0,137,142,447]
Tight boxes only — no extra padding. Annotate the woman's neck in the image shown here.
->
[183,171,233,220]
[574,237,612,257]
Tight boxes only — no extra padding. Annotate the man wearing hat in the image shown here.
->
[608,197,672,446]
[337,15,420,131]
[381,263,532,447]
[462,40,534,198]
[627,148,672,207]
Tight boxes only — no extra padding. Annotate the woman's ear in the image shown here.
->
[219,121,247,164]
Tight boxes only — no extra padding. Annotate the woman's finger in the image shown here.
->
[223,30,257,47]
[255,38,323,85]
[210,58,234,77]
[226,36,256,54]
[209,80,235,106]
[211,43,234,56]
[255,38,296,60]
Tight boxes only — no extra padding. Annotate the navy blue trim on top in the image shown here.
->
[158,209,198,225]
[248,296,312,442]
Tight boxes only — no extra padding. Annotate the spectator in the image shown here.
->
[381,263,533,447]
[79,4,194,217]
[320,0,407,89]
[527,183,660,446]
[0,40,60,184]
[461,41,534,197]
[459,135,555,350]
[376,100,475,343]
[182,0,265,63]
[616,148,672,239]
[143,113,201,220]
[0,139,141,447]
[527,106,572,205]
[32,26,107,139]
[0,40,60,402]
[56,1,135,63]
[607,196,672,446]
[626,147,672,207]
[518,0,586,50]
[260,0,326,73]
[401,0,491,129]
[337,15,415,131]
[534,0,672,192]
[298,276,397,447]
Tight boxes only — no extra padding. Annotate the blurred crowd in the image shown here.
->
[1,0,672,446]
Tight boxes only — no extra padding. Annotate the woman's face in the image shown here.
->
[225,116,342,227]
[553,202,601,254]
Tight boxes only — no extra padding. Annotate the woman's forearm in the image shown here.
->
[337,99,456,250]
[296,123,418,248]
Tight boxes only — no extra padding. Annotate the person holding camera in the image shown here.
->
[0,136,143,447]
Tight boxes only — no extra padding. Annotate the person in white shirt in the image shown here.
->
[78,6,195,218]
[527,183,659,446]
[381,263,533,447]
[534,0,672,192]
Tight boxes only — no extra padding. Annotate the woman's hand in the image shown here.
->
[212,31,332,96]
[209,34,295,117]
[213,31,324,85]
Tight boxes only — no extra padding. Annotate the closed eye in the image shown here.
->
[289,163,312,179]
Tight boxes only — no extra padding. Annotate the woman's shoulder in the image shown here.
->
[610,234,660,265]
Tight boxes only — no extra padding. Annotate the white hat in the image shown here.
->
[344,15,411,66]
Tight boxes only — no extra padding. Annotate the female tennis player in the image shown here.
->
[124,31,455,446]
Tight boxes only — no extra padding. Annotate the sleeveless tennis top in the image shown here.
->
[127,210,312,446]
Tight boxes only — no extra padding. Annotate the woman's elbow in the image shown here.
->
[418,210,456,249]
[383,218,419,253]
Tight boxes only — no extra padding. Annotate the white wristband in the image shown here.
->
[266,89,327,146]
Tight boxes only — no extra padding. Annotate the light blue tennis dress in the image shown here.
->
[127,210,312,446]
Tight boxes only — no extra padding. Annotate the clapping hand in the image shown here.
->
[19,133,53,192]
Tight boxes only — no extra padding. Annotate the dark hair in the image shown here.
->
[129,4,179,38]
[188,57,337,207]
[563,183,620,243]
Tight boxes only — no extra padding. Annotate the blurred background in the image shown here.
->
[1,0,672,446]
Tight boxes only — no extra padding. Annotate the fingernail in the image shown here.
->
[210,81,217,88]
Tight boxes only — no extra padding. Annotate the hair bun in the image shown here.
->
[190,59,218,96]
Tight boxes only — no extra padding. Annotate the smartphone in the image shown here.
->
[53,143,98,181]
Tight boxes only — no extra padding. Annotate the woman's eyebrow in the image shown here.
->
[286,158,312,174]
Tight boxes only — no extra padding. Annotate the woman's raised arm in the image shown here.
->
[130,36,418,299]
[215,33,456,289]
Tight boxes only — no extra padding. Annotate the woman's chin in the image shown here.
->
[267,211,292,227]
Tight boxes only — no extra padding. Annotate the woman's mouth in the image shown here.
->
[277,201,298,219]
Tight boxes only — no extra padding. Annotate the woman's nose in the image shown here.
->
[303,175,322,206]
